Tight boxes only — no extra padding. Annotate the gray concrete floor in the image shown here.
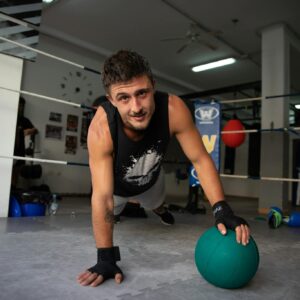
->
[0,196,300,300]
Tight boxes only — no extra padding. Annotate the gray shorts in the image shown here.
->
[114,170,165,215]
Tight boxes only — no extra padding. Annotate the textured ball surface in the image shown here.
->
[222,119,246,148]
[195,227,259,289]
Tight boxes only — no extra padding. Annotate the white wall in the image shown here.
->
[0,53,23,217]
[21,35,105,194]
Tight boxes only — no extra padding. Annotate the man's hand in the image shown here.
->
[212,201,250,246]
[77,246,123,287]
[77,262,123,287]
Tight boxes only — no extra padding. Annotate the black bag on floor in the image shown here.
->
[20,164,42,179]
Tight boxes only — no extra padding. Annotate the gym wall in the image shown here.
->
[0,53,23,217]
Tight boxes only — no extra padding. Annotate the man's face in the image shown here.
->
[107,75,155,134]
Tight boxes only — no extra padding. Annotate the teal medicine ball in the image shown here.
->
[195,227,259,289]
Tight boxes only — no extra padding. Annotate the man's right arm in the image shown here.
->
[77,107,123,287]
[88,107,115,248]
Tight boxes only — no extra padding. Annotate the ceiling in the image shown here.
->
[1,0,299,123]
[40,0,300,95]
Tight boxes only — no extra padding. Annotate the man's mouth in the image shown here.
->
[130,112,146,121]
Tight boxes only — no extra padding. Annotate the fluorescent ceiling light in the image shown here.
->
[192,58,236,72]
[295,104,300,109]
[43,0,54,3]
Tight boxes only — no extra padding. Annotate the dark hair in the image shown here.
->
[101,50,154,92]
[19,97,26,105]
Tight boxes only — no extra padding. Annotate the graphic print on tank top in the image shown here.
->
[123,140,163,186]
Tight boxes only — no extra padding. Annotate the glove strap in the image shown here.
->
[97,246,121,262]
[212,200,234,218]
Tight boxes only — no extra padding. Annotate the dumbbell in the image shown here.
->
[267,207,283,228]
[268,207,300,228]
[283,212,300,227]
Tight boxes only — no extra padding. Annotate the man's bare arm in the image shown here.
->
[88,107,115,248]
[168,95,250,245]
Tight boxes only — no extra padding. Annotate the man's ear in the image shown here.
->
[106,94,117,107]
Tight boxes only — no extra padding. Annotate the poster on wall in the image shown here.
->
[80,117,89,148]
[45,124,63,140]
[65,135,77,155]
[66,114,78,132]
[189,100,221,187]
[49,112,62,122]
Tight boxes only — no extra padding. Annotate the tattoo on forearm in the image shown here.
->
[105,209,114,224]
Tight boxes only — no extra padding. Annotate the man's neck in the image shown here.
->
[123,127,145,141]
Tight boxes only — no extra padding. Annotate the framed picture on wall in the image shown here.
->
[49,112,62,122]
[45,124,63,140]
[65,135,77,155]
[80,117,89,148]
[66,114,78,132]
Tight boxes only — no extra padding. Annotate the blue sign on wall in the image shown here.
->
[189,100,221,187]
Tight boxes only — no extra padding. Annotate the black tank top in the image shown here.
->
[101,91,170,197]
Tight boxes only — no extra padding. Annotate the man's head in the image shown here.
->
[101,50,154,93]
[102,50,156,136]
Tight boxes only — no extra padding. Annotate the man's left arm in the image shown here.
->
[168,94,250,245]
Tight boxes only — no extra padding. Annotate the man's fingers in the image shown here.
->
[241,224,250,245]
[78,272,99,286]
[115,273,123,284]
[217,221,251,246]
[78,271,123,286]
[77,271,92,282]
[90,275,104,287]
[235,225,242,244]
[217,223,227,235]
[235,224,250,246]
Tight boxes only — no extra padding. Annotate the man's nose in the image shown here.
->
[131,97,142,112]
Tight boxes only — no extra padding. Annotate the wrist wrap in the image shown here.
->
[212,200,249,230]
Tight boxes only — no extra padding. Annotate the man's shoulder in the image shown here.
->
[88,107,113,154]
[90,106,109,129]
[167,94,183,108]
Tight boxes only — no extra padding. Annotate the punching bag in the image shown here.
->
[222,119,246,148]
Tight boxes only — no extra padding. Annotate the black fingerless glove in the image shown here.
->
[212,200,249,230]
[88,246,123,280]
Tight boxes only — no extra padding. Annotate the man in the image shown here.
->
[89,96,148,221]
[78,50,250,287]
[11,97,38,188]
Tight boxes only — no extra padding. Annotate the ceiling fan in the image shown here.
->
[160,23,219,54]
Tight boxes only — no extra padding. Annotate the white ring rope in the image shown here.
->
[0,155,67,165]
[221,127,300,134]
[220,174,300,183]
[1,155,299,182]
[0,86,299,134]
[0,86,83,108]
[0,35,84,69]
[220,97,262,104]
[0,13,101,75]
